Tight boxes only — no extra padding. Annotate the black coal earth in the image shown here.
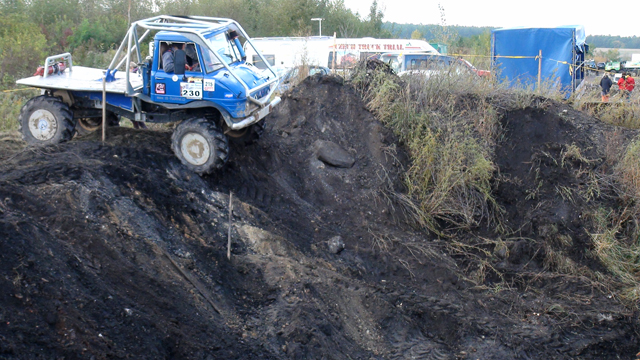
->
[0,75,637,359]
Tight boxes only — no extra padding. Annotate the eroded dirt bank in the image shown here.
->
[0,76,638,359]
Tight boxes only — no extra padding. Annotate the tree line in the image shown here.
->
[0,0,392,88]
[586,35,640,49]
[385,22,494,42]
[13,0,632,89]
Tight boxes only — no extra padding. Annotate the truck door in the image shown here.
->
[151,41,204,104]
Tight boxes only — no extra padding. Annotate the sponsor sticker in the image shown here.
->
[180,82,202,99]
[203,79,215,92]
[172,75,178,82]
[155,83,166,94]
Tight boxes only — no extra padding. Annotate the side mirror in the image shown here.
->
[174,49,186,75]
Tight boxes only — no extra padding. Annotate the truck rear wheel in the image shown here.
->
[18,95,75,145]
[226,119,266,146]
[171,118,229,174]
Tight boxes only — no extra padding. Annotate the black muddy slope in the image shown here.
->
[0,75,638,359]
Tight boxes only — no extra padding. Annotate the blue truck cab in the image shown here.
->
[148,30,271,116]
[16,16,281,175]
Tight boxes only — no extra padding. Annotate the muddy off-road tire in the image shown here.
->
[75,113,120,136]
[226,119,265,146]
[171,118,229,174]
[18,95,75,145]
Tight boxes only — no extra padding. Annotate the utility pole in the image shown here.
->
[311,18,324,37]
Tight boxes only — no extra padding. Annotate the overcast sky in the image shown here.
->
[342,0,640,37]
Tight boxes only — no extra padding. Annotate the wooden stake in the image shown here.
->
[537,50,542,90]
[102,75,106,142]
[227,192,233,260]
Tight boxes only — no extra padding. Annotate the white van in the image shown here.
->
[244,36,439,73]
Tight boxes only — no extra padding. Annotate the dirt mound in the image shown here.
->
[0,76,638,359]
[492,102,637,275]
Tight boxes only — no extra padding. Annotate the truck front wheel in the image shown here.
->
[171,118,229,174]
[18,95,75,145]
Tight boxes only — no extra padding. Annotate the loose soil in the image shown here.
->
[0,75,639,359]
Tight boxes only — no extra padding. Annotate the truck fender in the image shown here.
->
[219,108,233,129]
[51,89,74,107]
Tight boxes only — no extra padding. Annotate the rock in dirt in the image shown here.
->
[326,236,345,254]
[314,140,355,168]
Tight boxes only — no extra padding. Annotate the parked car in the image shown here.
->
[613,73,622,83]
[278,65,331,92]
[597,62,605,70]
[380,53,490,77]
[605,61,621,72]
[457,58,491,77]
[583,60,598,76]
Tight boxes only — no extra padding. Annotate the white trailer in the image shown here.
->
[244,36,440,72]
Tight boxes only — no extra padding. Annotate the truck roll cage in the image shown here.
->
[109,15,280,107]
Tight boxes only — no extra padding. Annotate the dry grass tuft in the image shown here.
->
[583,139,640,302]
[589,208,640,302]
[616,138,640,202]
[350,62,539,235]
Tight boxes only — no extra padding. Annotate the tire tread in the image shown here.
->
[18,95,74,145]
[171,117,229,174]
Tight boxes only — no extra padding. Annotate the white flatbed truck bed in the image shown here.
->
[17,66,143,94]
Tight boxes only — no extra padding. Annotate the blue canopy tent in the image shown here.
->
[491,26,587,95]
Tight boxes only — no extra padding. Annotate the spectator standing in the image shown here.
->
[618,72,635,101]
[600,73,612,102]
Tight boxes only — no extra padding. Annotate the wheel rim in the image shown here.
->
[180,132,211,166]
[28,109,58,141]
[78,118,101,132]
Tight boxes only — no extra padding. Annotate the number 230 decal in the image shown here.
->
[180,82,203,99]
[181,88,201,97]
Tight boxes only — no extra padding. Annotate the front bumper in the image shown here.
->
[229,96,281,130]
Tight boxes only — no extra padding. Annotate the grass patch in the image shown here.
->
[590,207,640,302]
[350,63,572,237]
[572,81,640,129]
[351,62,522,234]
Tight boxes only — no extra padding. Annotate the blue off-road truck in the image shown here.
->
[16,15,280,174]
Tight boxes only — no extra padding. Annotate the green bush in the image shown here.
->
[0,14,47,89]
[0,89,39,132]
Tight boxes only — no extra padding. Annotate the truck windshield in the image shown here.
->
[202,32,241,73]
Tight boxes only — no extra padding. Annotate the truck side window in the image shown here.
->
[185,43,201,72]
[158,42,169,70]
